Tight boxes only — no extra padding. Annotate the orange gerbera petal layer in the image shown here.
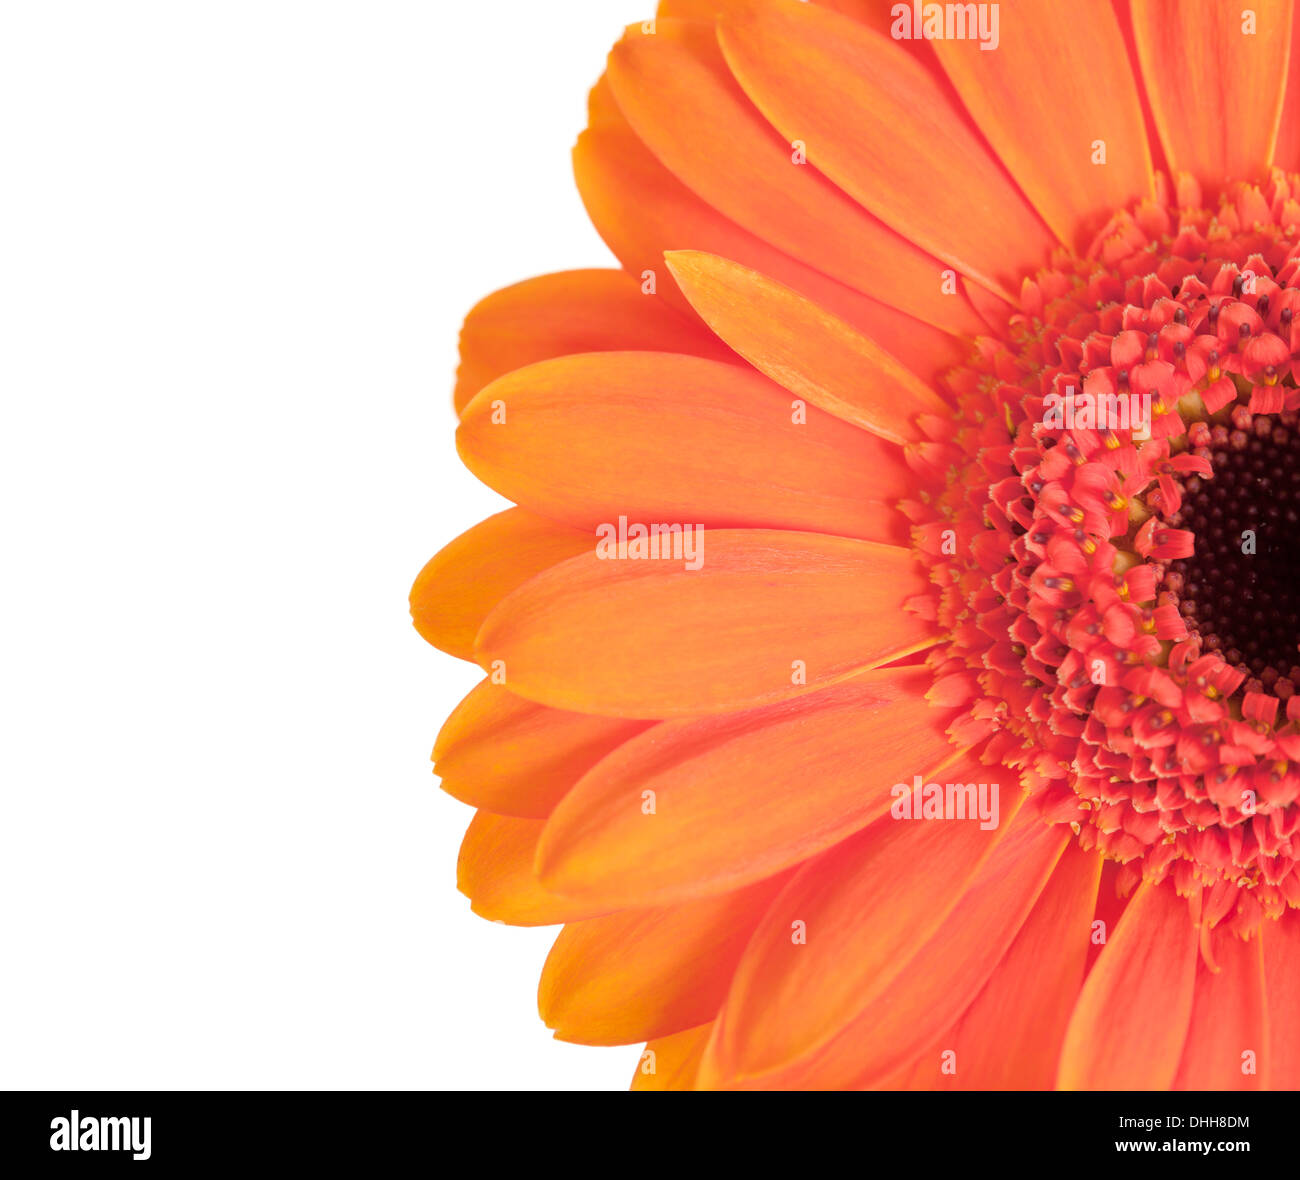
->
[665,250,950,441]
[704,805,1068,1090]
[573,80,973,381]
[536,667,960,907]
[630,1023,712,1091]
[474,530,935,717]
[924,842,1103,1090]
[453,269,734,413]
[539,871,792,1046]
[604,18,981,331]
[410,508,590,661]
[457,812,609,927]
[1057,880,1199,1089]
[1171,933,1267,1090]
[1276,12,1300,171]
[929,0,1155,251]
[1129,0,1292,188]
[435,680,652,818]
[420,0,1300,1092]
[701,783,1026,1083]
[1261,913,1300,1087]
[457,352,912,544]
[717,0,1057,297]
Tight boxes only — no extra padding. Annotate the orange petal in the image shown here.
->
[540,871,791,1046]
[722,805,1068,1090]
[808,0,895,34]
[935,841,1102,1090]
[457,352,913,543]
[703,770,1025,1082]
[717,0,1057,299]
[842,812,1070,1090]
[456,811,611,927]
[474,529,935,718]
[410,508,590,661]
[1261,912,1300,1088]
[864,848,1102,1093]
[930,0,1155,251]
[1087,859,1132,975]
[656,0,748,17]
[1056,879,1198,1089]
[1172,931,1265,1090]
[962,275,1015,337]
[537,668,960,907]
[1130,0,1293,187]
[434,680,652,818]
[878,841,1100,1091]
[604,20,981,334]
[808,1,953,78]
[1274,16,1300,170]
[573,102,972,383]
[630,1024,711,1090]
[453,269,732,414]
[665,250,949,442]
[861,1050,941,1091]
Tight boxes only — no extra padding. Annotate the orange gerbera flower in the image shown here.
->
[412,0,1300,1090]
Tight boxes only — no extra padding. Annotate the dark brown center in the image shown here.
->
[1166,412,1300,695]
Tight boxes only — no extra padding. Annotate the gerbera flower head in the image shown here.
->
[414,0,1300,1090]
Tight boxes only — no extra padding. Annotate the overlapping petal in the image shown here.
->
[457,352,913,544]
[435,680,652,818]
[1057,880,1199,1090]
[701,775,1025,1082]
[605,18,985,326]
[930,0,1155,251]
[1129,0,1293,187]
[454,269,734,413]
[474,530,935,717]
[536,667,961,906]
[717,0,1057,297]
[665,250,951,440]
[410,508,590,661]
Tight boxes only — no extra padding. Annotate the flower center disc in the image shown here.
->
[910,173,1300,935]
[1168,413,1300,693]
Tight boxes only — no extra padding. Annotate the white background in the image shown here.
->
[1,1,650,1090]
